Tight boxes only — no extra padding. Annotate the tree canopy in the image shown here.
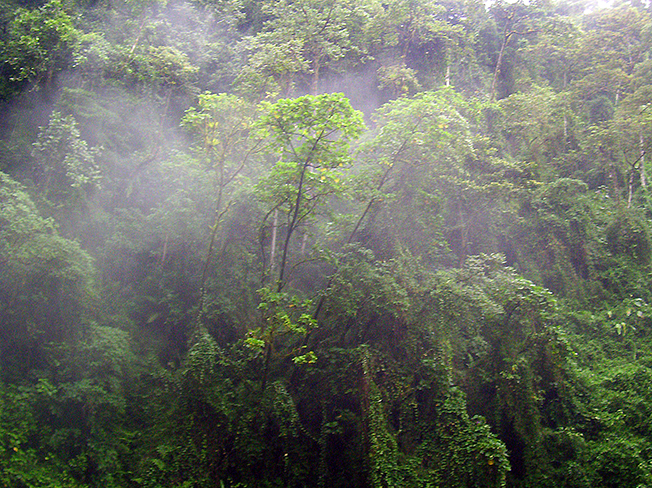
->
[3,0,652,486]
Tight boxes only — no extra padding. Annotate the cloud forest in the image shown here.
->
[2,0,652,486]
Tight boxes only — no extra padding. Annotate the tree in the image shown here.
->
[497,85,570,168]
[235,0,370,98]
[523,15,583,91]
[366,0,467,94]
[568,5,651,134]
[256,92,364,291]
[0,171,95,379]
[488,0,542,101]
[1,0,80,97]
[181,92,262,330]
[32,110,101,216]
[602,84,652,208]
[353,88,473,262]
[354,88,531,264]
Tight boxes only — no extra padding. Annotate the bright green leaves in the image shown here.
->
[606,297,649,339]
[365,0,468,93]
[140,46,198,92]
[575,6,649,98]
[0,172,92,278]
[241,93,363,387]
[364,88,472,169]
[0,171,55,251]
[182,92,260,171]
[182,92,262,330]
[235,0,368,98]
[255,287,317,336]
[292,350,317,364]
[497,85,571,167]
[32,111,101,212]
[183,331,221,389]
[256,93,364,289]
[181,91,261,220]
[2,0,80,93]
[244,337,266,350]
[354,88,475,261]
[523,15,582,91]
[245,287,318,366]
[259,92,365,160]
[236,34,308,99]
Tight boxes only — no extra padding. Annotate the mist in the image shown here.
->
[2,0,652,486]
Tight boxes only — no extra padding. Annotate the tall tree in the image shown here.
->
[488,0,542,101]
[256,92,364,291]
[366,0,468,94]
[235,0,370,98]
[32,110,101,216]
[181,92,262,329]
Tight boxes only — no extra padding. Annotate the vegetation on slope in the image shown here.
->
[3,0,652,486]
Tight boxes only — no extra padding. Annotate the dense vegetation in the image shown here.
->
[2,0,652,485]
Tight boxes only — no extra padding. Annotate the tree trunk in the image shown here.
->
[490,29,511,102]
[277,159,310,291]
[640,133,647,188]
[270,209,278,274]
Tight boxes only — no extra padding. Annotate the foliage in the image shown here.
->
[0,172,95,377]
[1,0,80,97]
[32,110,101,214]
[234,0,370,98]
[3,0,652,486]
[256,92,364,289]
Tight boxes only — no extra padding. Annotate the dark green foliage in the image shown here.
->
[3,0,652,486]
[605,209,651,265]
[513,178,595,300]
[588,96,614,126]
[0,172,95,378]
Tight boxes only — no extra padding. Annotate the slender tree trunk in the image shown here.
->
[310,131,416,322]
[160,233,168,266]
[300,233,308,254]
[276,125,327,291]
[277,159,310,291]
[312,60,321,96]
[563,71,568,146]
[270,209,278,274]
[445,44,451,87]
[261,342,272,392]
[641,133,647,188]
[491,30,511,102]
[195,139,260,329]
